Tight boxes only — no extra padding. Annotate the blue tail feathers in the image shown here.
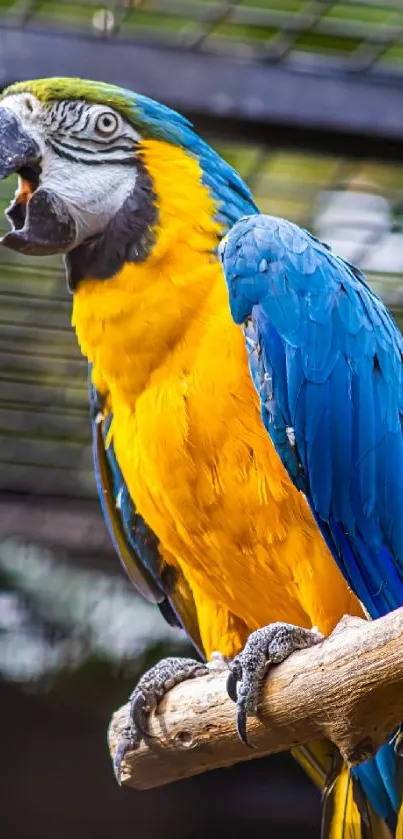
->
[353,742,401,832]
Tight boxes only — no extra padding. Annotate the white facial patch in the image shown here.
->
[39,155,138,247]
[0,92,45,121]
[0,91,142,248]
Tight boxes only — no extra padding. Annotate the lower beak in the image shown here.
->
[0,106,77,255]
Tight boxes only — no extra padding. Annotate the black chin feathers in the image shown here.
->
[64,159,157,292]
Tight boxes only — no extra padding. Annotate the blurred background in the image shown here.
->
[1,2,403,837]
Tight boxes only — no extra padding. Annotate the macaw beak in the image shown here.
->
[0,106,41,180]
[0,105,77,256]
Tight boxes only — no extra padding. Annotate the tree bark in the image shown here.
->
[108,610,403,790]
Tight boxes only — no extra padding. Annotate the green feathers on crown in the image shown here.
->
[2,77,194,145]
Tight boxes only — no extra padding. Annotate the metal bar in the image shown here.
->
[3,0,402,41]
[1,27,403,159]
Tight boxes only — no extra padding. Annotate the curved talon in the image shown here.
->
[226,669,239,703]
[113,730,138,785]
[236,704,247,745]
[235,703,256,749]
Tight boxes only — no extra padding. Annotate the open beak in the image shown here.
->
[0,106,77,255]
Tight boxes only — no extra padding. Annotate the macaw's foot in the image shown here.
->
[226,622,324,747]
[113,656,208,784]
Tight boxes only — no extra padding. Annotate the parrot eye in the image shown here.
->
[94,112,119,137]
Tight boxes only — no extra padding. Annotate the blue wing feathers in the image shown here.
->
[249,312,304,487]
[353,740,401,826]
[221,214,403,616]
[221,214,403,823]
[304,381,332,517]
[352,355,376,522]
[353,761,396,829]
[330,358,354,528]
[284,343,304,424]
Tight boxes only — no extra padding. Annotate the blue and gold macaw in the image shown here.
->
[0,77,397,837]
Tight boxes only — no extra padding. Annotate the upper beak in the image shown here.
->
[0,106,40,181]
[0,105,78,256]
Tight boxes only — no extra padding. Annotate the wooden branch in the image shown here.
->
[108,609,403,790]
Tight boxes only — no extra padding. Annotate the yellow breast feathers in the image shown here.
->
[72,138,362,659]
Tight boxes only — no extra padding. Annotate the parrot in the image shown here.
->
[0,76,396,838]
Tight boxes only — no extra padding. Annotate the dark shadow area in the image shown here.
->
[0,677,320,839]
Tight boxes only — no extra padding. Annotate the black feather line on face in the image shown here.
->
[64,158,158,292]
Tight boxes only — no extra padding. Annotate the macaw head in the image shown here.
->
[0,77,255,289]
